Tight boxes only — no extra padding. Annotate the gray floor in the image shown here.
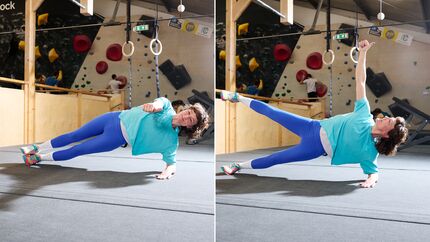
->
[217,146,430,242]
[0,137,214,242]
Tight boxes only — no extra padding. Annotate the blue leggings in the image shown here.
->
[250,100,325,169]
[51,112,127,161]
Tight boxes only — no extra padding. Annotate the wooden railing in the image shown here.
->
[0,77,111,98]
[0,77,126,111]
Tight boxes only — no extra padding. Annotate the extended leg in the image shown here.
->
[50,131,125,161]
[221,121,325,174]
[249,99,313,136]
[221,91,313,136]
[50,112,117,148]
[249,142,323,169]
[20,113,114,156]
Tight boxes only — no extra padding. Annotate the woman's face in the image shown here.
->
[177,109,198,128]
[375,117,396,137]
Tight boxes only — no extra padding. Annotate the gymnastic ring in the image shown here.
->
[322,49,335,65]
[150,38,163,56]
[122,41,135,57]
[350,46,359,64]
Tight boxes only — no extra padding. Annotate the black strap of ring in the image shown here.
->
[154,4,161,98]
[126,0,131,43]
[326,0,331,51]
[354,2,359,48]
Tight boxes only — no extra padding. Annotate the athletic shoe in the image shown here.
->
[20,144,39,155]
[22,154,41,167]
[220,91,239,103]
[221,163,241,175]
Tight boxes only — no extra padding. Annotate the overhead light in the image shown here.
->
[377,0,385,20]
[177,0,185,13]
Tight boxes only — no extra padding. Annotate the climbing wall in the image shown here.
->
[273,24,430,118]
[0,0,103,88]
[216,2,303,96]
[74,14,214,107]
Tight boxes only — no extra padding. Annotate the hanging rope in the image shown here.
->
[124,0,133,108]
[128,57,133,108]
[153,4,162,98]
[350,3,360,64]
[326,0,333,117]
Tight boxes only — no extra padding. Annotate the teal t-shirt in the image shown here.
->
[119,97,179,164]
[320,98,379,174]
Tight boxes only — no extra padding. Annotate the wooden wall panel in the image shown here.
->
[35,93,79,142]
[215,99,226,154]
[235,102,280,152]
[0,88,24,146]
[80,96,110,125]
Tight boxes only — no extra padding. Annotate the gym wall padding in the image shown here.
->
[0,87,24,147]
[215,100,324,154]
[75,13,214,107]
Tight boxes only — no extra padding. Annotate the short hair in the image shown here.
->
[112,74,117,79]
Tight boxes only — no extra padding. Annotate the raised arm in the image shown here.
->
[141,99,164,112]
[355,40,374,100]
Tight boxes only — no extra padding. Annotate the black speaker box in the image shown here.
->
[366,67,375,79]
[165,65,192,90]
[160,59,175,74]
[137,15,156,39]
[366,72,392,97]
[336,23,356,46]
[389,99,411,119]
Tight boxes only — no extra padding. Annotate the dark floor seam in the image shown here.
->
[0,191,214,216]
[216,202,430,225]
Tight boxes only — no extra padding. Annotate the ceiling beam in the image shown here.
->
[307,0,320,9]
[352,0,372,20]
[160,0,173,12]
[421,0,430,33]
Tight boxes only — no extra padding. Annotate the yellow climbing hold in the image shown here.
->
[258,79,263,90]
[18,40,25,50]
[219,50,226,60]
[238,23,249,36]
[236,55,242,68]
[35,46,41,59]
[249,57,260,72]
[57,70,63,81]
[48,48,59,63]
[38,13,49,26]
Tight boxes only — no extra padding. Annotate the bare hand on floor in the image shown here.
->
[156,164,176,180]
